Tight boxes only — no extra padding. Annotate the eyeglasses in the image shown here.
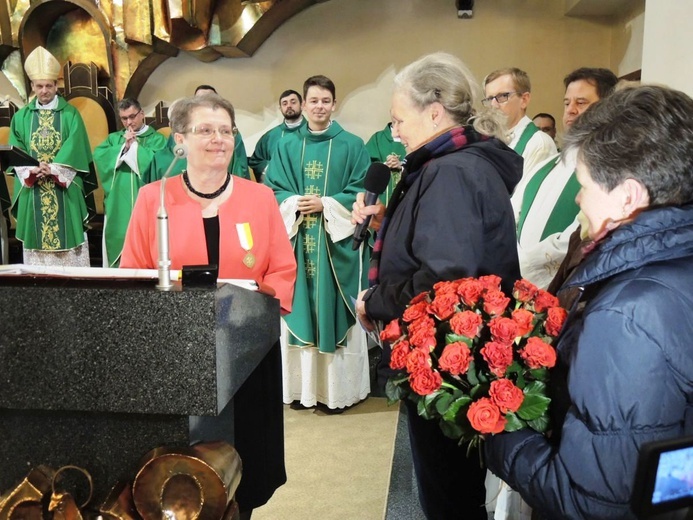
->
[187,125,237,139]
[481,92,523,107]
[120,110,142,122]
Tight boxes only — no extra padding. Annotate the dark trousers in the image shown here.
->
[404,400,488,520]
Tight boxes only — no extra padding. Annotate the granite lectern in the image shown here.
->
[0,275,282,505]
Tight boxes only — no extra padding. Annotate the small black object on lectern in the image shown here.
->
[0,144,39,171]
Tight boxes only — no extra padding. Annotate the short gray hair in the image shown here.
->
[564,84,693,205]
[168,94,236,135]
[394,52,506,140]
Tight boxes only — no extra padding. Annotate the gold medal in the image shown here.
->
[243,252,256,268]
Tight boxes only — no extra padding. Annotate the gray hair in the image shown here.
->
[394,52,506,140]
[168,94,236,134]
[564,84,693,205]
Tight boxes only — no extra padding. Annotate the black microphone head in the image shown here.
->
[364,162,391,194]
[173,143,188,158]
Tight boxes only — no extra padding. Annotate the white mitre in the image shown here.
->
[25,46,60,81]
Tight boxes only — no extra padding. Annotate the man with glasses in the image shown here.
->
[94,98,167,267]
[8,46,97,266]
[483,68,557,219]
[516,67,618,289]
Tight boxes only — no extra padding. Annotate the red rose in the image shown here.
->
[389,340,410,370]
[489,379,524,413]
[520,336,557,369]
[449,310,483,339]
[511,308,535,337]
[408,316,436,350]
[483,290,511,316]
[533,290,560,313]
[438,341,472,375]
[409,367,443,396]
[513,279,539,303]
[467,397,506,434]
[402,301,431,322]
[380,319,402,343]
[481,341,514,377]
[545,307,568,337]
[478,275,502,293]
[456,279,484,306]
[429,292,459,320]
[489,316,519,343]
[406,348,432,373]
[410,291,430,305]
[433,280,459,296]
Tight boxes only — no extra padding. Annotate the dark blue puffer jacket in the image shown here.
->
[485,203,693,519]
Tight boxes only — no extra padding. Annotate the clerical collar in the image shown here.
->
[307,120,332,135]
[37,96,59,110]
[134,124,150,136]
[285,116,303,129]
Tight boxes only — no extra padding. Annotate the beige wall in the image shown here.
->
[642,0,693,97]
[137,0,621,149]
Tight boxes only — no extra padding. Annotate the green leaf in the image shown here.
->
[503,412,525,432]
[435,392,456,415]
[439,419,464,440]
[446,333,473,347]
[442,395,472,422]
[528,414,550,433]
[467,360,479,386]
[385,378,407,403]
[528,367,550,381]
[523,380,547,395]
[517,394,551,420]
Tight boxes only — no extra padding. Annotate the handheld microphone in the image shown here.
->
[156,143,188,290]
[352,162,391,251]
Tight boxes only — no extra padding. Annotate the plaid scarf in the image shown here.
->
[368,125,489,286]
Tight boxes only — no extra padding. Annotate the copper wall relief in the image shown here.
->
[0,0,330,102]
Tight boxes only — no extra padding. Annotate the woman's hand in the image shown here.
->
[356,288,375,332]
[351,192,386,232]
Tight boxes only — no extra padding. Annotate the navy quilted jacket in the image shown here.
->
[485,203,693,519]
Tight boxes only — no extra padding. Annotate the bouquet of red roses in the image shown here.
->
[381,276,567,450]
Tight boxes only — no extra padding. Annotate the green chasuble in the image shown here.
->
[8,97,97,251]
[145,132,250,183]
[264,121,370,353]
[94,126,168,266]
[248,118,306,178]
[365,122,406,207]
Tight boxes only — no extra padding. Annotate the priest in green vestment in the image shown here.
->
[94,98,168,267]
[264,75,371,411]
[8,46,97,266]
[248,89,305,182]
[365,122,406,207]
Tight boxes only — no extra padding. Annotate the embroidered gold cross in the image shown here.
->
[304,235,316,254]
[306,259,317,279]
[304,160,324,180]
[304,214,318,229]
[305,185,321,196]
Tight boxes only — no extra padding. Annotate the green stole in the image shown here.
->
[517,156,581,241]
[94,126,168,266]
[513,121,540,156]
[265,122,369,353]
